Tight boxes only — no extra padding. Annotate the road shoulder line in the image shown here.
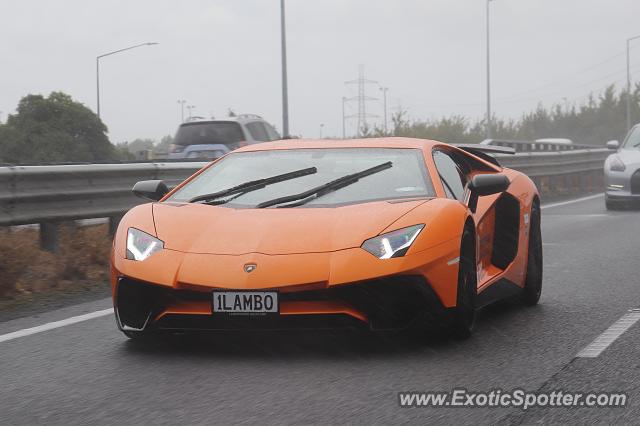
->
[541,193,603,210]
[0,308,113,343]
[576,309,640,358]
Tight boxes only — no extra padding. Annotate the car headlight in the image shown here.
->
[609,155,626,172]
[126,228,164,261]
[361,224,424,259]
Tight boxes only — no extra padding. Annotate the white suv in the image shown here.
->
[168,114,281,160]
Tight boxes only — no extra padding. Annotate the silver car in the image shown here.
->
[168,114,280,160]
[604,124,640,209]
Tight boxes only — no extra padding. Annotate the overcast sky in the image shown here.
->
[1,0,639,142]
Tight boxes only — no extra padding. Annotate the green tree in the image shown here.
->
[119,138,155,154]
[116,135,175,160]
[0,92,118,164]
[391,112,485,144]
[383,83,640,145]
[155,134,174,154]
[114,143,134,161]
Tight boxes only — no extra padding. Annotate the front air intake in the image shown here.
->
[631,169,640,195]
[116,278,165,330]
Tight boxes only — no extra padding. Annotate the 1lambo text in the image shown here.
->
[398,389,627,410]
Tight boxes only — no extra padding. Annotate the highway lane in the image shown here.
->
[1,195,639,425]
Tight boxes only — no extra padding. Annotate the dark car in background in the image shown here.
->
[168,114,280,160]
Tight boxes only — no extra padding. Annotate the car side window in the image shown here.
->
[433,150,467,201]
[264,123,281,141]
[623,126,640,148]
[246,122,270,142]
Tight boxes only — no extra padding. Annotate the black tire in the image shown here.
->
[605,198,625,211]
[522,200,543,306]
[450,227,477,339]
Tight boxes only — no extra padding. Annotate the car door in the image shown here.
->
[433,149,498,286]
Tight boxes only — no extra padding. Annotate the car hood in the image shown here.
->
[152,199,429,255]
[618,148,640,166]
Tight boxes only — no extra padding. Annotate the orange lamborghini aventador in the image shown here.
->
[111,138,542,339]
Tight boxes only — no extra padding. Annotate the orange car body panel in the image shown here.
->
[152,199,428,255]
[111,137,539,329]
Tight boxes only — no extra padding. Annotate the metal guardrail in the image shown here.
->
[0,162,206,227]
[499,148,610,203]
[482,139,596,152]
[0,162,207,250]
[498,148,609,177]
[0,143,611,251]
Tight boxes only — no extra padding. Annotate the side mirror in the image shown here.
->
[132,180,169,201]
[467,174,510,213]
[606,140,620,150]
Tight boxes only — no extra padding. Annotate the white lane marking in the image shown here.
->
[576,309,640,358]
[0,308,113,344]
[541,193,603,210]
[546,214,609,218]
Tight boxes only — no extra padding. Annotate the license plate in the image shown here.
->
[212,291,279,315]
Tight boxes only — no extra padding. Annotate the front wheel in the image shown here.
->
[450,227,477,339]
[605,198,625,211]
[522,201,543,305]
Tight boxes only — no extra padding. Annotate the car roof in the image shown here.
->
[234,137,440,152]
[180,114,265,126]
[182,144,230,151]
[535,138,573,144]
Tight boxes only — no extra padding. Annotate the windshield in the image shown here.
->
[622,126,640,149]
[175,122,245,149]
[168,148,434,207]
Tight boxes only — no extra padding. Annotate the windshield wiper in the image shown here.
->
[188,167,317,204]
[256,161,393,208]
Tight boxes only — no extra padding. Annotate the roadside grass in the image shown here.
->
[0,225,111,300]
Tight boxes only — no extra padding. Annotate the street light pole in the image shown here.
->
[96,42,158,118]
[280,0,290,138]
[486,0,494,140]
[187,105,195,121]
[96,57,101,118]
[627,35,640,132]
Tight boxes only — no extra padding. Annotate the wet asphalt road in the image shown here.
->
[1,195,639,425]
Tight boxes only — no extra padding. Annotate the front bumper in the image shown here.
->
[605,192,640,203]
[605,184,640,205]
[605,166,640,201]
[114,275,449,332]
